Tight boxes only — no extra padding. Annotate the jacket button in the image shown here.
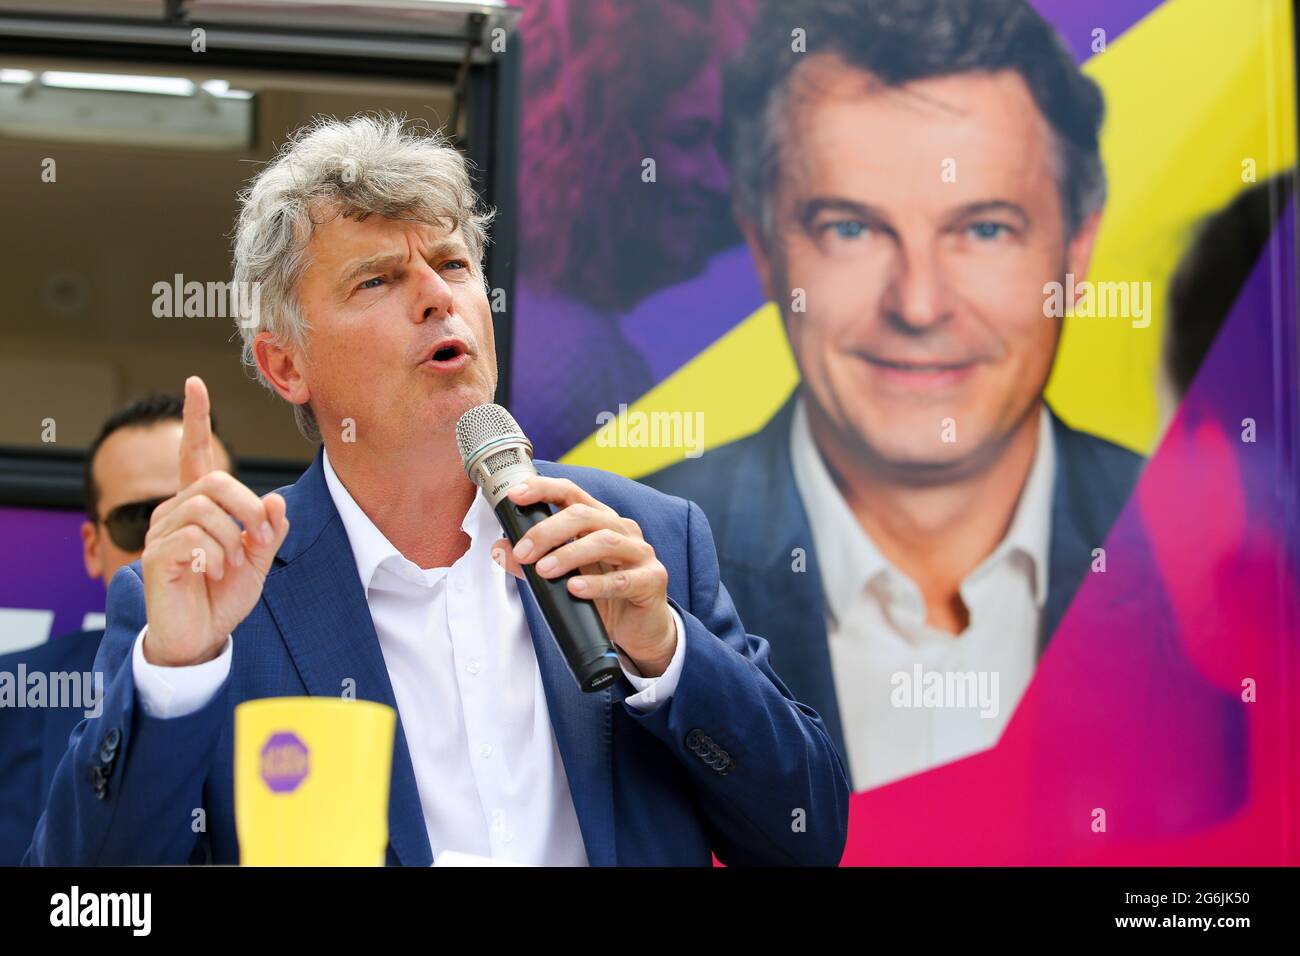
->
[685,729,702,749]
[99,727,121,764]
[90,765,108,799]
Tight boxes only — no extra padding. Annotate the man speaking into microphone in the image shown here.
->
[26,114,849,867]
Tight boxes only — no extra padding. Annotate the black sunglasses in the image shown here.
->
[100,497,169,552]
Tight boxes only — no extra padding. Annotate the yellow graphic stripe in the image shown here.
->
[562,303,798,477]
[1047,0,1296,450]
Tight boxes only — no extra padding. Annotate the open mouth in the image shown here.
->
[419,339,471,371]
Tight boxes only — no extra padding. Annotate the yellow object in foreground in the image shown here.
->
[234,697,396,866]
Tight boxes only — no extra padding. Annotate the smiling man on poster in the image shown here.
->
[648,0,1146,791]
[25,114,849,867]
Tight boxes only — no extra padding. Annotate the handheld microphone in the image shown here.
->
[456,403,622,693]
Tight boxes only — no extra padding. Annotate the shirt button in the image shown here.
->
[479,743,493,759]
[466,660,481,675]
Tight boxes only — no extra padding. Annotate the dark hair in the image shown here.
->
[722,0,1107,241]
[84,392,226,519]
[1165,175,1295,398]
[517,0,757,310]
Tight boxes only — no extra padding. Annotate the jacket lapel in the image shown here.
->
[709,396,849,773]
[260,452,432,867]
[1042,412,1109,652]
[525,463,617,866]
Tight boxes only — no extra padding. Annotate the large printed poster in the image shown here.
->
[511,0,1300,863]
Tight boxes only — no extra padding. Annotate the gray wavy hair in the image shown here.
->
[232,113,495,442]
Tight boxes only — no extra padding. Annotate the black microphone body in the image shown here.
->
[494,494,622,692]
[458,404,622,693]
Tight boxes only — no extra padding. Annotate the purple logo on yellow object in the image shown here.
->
[260,732,309,793]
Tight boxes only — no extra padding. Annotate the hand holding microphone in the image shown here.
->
[457,404,677,691]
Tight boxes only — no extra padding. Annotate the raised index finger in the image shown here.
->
[180,375,214,488]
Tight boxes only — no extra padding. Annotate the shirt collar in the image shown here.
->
[789,400,891,626]
[321,446,498,592]
[985,406,1055,607]
[789,398,1056,623]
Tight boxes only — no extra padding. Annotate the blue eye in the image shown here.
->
[442,259,468,271]
[967,221,1009,240]
[830,220,867,239]
[358,277,384,290]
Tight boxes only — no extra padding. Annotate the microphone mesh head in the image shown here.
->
[456,403,527,467]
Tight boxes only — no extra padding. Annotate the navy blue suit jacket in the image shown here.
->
[25,451,849,866]
[646,395,1145,785]
[0,629,102,864]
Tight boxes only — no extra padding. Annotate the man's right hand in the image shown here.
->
[141,376,290,667]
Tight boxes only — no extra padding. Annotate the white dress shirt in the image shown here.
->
[790,400,1054,791]
[131,449,686,865]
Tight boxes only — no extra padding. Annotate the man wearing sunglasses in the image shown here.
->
[0,393,231,864]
